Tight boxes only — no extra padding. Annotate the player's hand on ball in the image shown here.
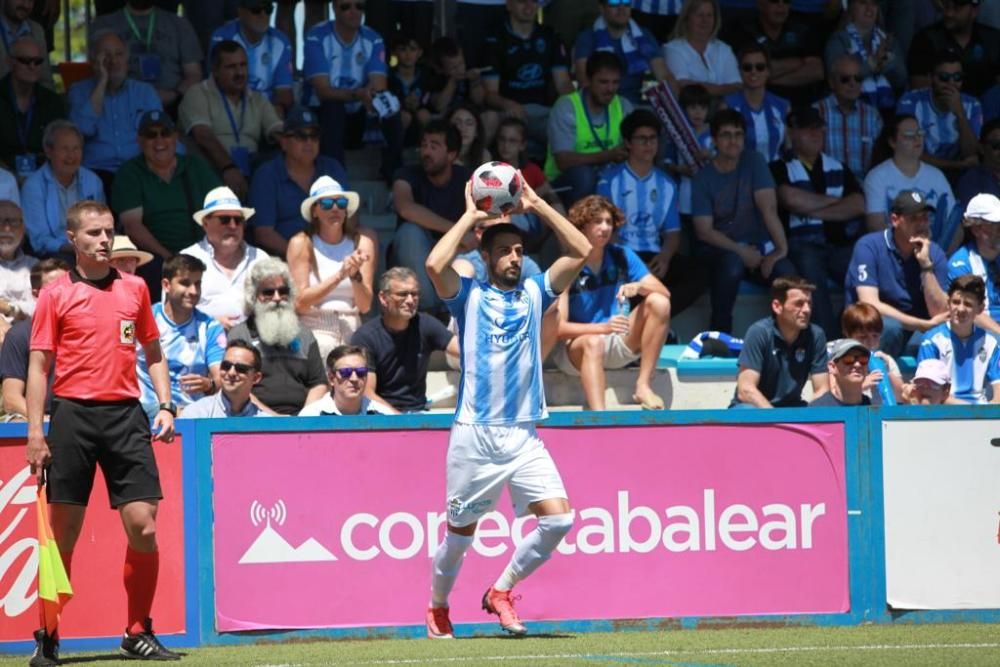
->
[464,181,493,221]
[26,434,51,479]
[153,412,175,443]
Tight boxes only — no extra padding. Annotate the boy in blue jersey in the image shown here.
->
[424,178,591,638]
[917,274,1000,404]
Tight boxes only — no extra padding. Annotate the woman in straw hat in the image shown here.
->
[287,176,377,361]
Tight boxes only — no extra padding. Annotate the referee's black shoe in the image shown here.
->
[119,618,181,661]
[29,628,59,666]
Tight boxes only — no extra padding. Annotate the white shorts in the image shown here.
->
[553,334,639,376]
[446,422,567,527]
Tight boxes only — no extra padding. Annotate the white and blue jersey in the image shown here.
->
[596,163,680,254]
[896,89,983,161]
[863,159,959,248]
[303,21,387,111]
[209,21,293,102]
[136,303,227,418]
[918,322,1000,404]
[948,242,1000,322]
[445,273,555,425]
[633,0,683,15]
[723,91,790,162]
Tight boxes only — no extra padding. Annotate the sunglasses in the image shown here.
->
[604,0,632,6]
[836,353,871,366]
[741,62,767,72]
[249,3,273,14]
[142,128,174,139]
[220,360,256,374]
[291,130,320,141]
[319,197,349,210]
[838,74,863,84]
[333,366,369,380]
[338,2,364,10]
[14,56,44,66]
[258,286,291,297]
[935,72,963,83]
[209,214,244,226]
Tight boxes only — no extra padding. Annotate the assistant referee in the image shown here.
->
[26,201,181,664]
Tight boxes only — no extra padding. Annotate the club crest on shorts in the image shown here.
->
[120,320,136,344]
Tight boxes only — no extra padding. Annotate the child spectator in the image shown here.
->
[425,37,487,116]
[664,83,714,223]
[389,32,432,146]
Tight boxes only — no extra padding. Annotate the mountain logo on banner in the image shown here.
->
[239,500,337,564]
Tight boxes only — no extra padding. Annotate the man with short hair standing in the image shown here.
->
[26,200,180,664]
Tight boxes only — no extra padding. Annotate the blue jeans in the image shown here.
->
[879,315,924,358]
[706,247,796,335]
[390,222,442,314]
[788,240,853,340]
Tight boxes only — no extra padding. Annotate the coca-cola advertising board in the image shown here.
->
[0,437,186,641]
[213,423,849,630]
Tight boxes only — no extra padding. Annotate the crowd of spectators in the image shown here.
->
[2,0,1000,416]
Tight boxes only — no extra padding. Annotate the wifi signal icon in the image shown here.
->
[249,500,287,527]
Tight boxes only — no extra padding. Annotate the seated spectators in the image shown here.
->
[0,164,16,202]
[731,276,829,408]
[662,0,741,99]
[482,0,572,150]
[179,40,283,199]
[917,274,1000,404]
[808,338,872,407]
[721,0,825,106]
[0,0,54,87]
[391,120,471,316]
[901,357,953,405]
[554,195,671,411]
[723,44,790,163]
[303,0,402,183]
[388,32,432,144]
[112,110,221,298]
[907,0,1000,97]
[181,186,266,328]
[948,193,1000,334]
[248,107,349,257]
[632,0,682,38]
[692,108,794,334]
[90,0,203,111]
[814,53,883,182]
[288,177,376,362]
[573,0,672,106]
[663,83,713,224]
[544,52,634,206]
[182,340,269,418]
[0,257,67,420]
[350,267,458,413]
[492,117,566,217]
[0,36,64,179]
[984,83,1000,124]
[864,114,959,249]
[896,51,983,177]
[208,0,294,116]
[228,257,328,414]
[21,121,105,260]
[824,0,906,113]
[299,344,394,415]
[110,234,153,274]
[448,105,491,168]
[846,189,950,357]
[0,199,34,345]
[956,119,1000,206]
[136,254,225,419]
[423,37,487,116]
[598,108,706,317]
[841,301,905,404]
[770,106,865,338]
[68,30,163,187]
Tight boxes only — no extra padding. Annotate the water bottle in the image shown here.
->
[868,353,896,406]
[617,296,631,335]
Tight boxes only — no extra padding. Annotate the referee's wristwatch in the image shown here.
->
[158,401,178,417]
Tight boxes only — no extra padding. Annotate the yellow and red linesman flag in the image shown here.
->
[36,486,72,634]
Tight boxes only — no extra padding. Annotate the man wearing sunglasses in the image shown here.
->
[809,338,873,407]
[182,340,268,417]
[814,54,883,182]
[907,0,1000,98]
[299,344,393,416]
[0,0,54,87]
[897,52,982,176]
[0,36,64,178]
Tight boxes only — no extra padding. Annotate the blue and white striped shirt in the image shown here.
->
[723,91,789,162]
[303,22,387,111]
[596,163,680,254]
[210,21,293,101]
[446,273,555,425]
[918,322,1000,404]
[896,89,983,161]
[634,0,683,16]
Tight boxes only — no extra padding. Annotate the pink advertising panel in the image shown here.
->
[212,424,848,630]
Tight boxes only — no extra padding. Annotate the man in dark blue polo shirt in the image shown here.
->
[731,275,829,408]
[845,189,950,357]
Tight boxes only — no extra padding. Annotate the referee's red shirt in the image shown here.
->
[30,270,160,401]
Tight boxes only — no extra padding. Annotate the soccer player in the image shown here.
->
[25,201,180,664]
[423,179,591,638]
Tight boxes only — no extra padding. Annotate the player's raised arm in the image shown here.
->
[425,182,490,300]
[522,180,592,294]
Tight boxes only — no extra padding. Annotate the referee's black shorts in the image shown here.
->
[46,397,163,509]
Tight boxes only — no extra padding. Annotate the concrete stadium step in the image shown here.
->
[353,179,391,215]
[344,145,384,182]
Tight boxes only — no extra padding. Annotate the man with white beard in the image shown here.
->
[227,257,327,415]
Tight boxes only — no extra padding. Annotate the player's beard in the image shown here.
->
[492,263,522,289]
[254,301,301,347]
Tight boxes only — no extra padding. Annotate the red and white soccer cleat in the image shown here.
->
[426,606,455,639]
[481,587,527,636]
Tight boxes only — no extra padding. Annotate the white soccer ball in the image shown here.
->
[471,161,523,215]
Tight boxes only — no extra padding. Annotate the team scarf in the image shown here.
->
[681,331,744,359]
[646,81,708,170]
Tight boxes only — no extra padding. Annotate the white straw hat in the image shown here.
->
[111,235,154,266]
[300,176,360,221]
[192,186,256,226]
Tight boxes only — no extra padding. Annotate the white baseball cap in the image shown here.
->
[963,193,1000,224]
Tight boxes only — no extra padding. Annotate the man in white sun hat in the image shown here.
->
[110,236,154,275]
[181,186,267,328]
[946,193,1000,334]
